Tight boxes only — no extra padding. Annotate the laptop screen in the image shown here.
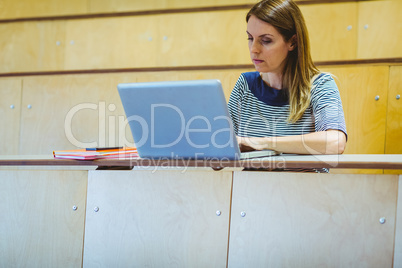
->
[118,79,241,160]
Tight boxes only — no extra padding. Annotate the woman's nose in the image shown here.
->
[249,40,260,53]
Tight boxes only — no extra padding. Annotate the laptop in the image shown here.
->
[117,79,278,160]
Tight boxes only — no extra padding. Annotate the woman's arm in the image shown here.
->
[237,129,347,155]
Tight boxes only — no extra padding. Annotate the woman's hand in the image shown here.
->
[237,136,270,152]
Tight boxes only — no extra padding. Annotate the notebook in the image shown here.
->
[117,79,279,160]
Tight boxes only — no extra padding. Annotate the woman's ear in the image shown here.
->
[288,34,297,51]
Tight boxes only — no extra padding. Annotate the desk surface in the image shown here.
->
[0,154,402,170]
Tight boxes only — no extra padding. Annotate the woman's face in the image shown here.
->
[247,15,295,74]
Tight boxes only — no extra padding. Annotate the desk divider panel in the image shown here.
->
[0,170,87,267]
[228,172,398,267]
[83,169,233,267]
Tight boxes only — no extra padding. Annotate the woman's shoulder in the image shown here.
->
[311,72,338,94]
[311,72,334,85]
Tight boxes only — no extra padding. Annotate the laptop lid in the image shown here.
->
[117,79,241,160]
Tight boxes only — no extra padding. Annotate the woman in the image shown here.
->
[228,0,347,156]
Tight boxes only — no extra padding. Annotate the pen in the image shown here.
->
[86,147,123,151]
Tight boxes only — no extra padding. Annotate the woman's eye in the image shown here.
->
[247,37,253,41]
[262,40,271,44]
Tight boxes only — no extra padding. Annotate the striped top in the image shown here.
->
[228,71,347,172]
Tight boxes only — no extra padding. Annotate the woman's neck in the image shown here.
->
[260,72,283,90]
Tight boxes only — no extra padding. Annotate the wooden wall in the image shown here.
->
[0,0,401,174]
[1,0,401,74]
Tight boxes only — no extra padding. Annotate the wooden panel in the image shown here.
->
[64,10,249,70]
[330,168,383,175]
[64,16,159,70]
[177,68,254,99]
[357,0,402,59]
[228,172,398,267]
[129,68,251,100]
[0,78,21,154]
[83,170,232,267]
[134,70,179,83]
[0,0,87,19]
[17,70,256,155]
[19,74,135,154]
[156,10,249,67]
[0,170,87,267]
[301,2,357,61]
[384,169,402,175]
[385,66,402,154]
[394,175,402,267]
[132,68,248,98]
[0,2,365,73]
[17,65,391,156]
[65,4,357,71]
[0,21,66,73]
[320,66,389,174]
[320,66,389,155]
[384,66,402,174]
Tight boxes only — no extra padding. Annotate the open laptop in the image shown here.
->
[117,79,278,160]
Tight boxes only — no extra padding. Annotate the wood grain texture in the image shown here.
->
[228,172,398,267]
[0,170,87,267]
[0,78,22,154]
[385,66,402,154]
[16,69,256,155]
[0,20,66,73]
[320,66,389,155]
[18,74,135,154]
[329,168,383,175]
[0,1,366,74]
[394,175,402,268]
[0,0,367,22]
[357,0,402,59]
[176,69,254,99]
[64,16,159,70]
[1,154,402,171]
[319,66,389,174]
[83,169,232,267]
[62,4,358,69]
[384,66,402,174]
[300,2,357,61]
[5,64,398,158]
[63,10,250,70]
[0,0,87,20]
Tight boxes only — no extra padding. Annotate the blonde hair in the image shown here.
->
[246,0,319,123]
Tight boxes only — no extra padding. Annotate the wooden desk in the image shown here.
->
[1,155,402,267]
[1,154,402,169]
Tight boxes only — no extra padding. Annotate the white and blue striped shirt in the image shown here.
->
[228,71,347,172]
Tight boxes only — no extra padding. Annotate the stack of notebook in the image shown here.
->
[53,147,139,160]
